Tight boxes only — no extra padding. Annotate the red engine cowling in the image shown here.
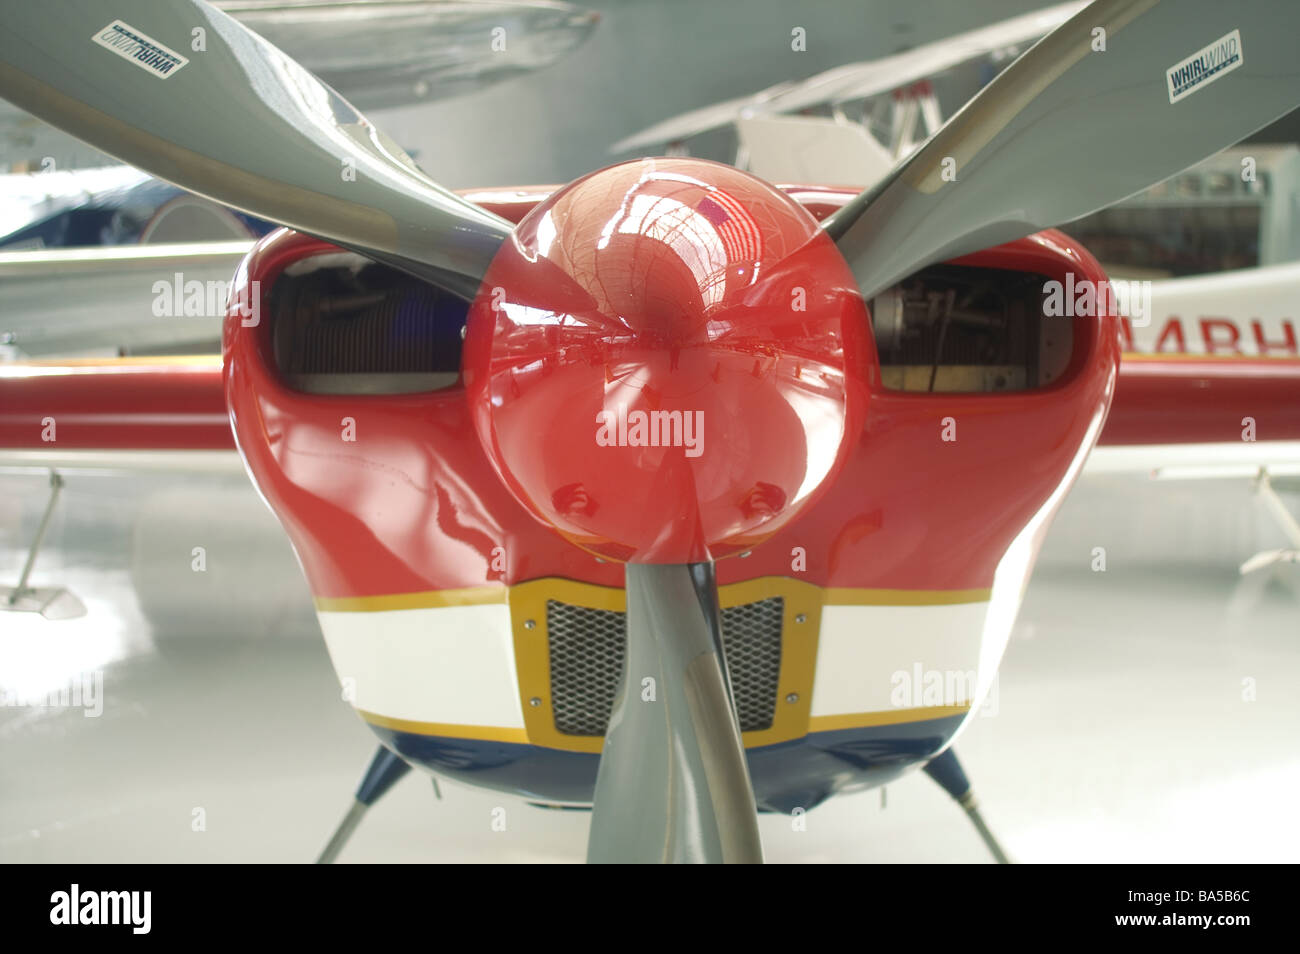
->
[223,173,1118,601]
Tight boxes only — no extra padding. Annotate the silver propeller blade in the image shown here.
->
[825,0,1300,300]
[0,0,512,298]
[587,563,763,863]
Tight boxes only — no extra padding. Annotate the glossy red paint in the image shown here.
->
[1104,355,1300,445]
[462,159,873,563]
[220,200,1118,601]
[223,229,626,599]
[0,358,229,449]
[721,229,1119,590]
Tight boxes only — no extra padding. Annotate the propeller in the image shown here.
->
[825,0,1300,300]
[587,564,763,863]
[0,0,512,299]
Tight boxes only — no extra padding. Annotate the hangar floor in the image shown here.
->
[1,467,1298,863]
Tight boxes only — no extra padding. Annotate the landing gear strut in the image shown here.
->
[1,470,85,620]
[923,747,1011,864]
[317,745,413,864]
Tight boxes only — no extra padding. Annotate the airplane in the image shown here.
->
[2,0,1300,864]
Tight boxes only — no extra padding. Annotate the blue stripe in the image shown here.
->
[369,713,967,813]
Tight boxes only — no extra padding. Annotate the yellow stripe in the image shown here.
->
[317,584,989,612]
[314,585,507,612]
[808,706,970,732]
[822,587,990,606]
[1121,351,1300,363]
[358,709,529,743]
[359,709,967,744]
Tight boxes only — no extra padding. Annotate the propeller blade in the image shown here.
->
[0,0,512,298]
[587,563,763,863]
[825,0,1300,300]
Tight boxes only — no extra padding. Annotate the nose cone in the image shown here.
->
[463,158,872,563]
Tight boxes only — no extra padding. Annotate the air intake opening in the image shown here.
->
[270,251,470,394]
[869,264,1071,392]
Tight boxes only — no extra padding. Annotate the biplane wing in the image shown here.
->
[610,1,1087,153]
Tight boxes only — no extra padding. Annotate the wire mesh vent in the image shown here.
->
[545,596,783,736]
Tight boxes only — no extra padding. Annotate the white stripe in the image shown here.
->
[810,602,990,716]
[318,599,1000,734]
[317,605,524,729]
[0,449,243,474]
